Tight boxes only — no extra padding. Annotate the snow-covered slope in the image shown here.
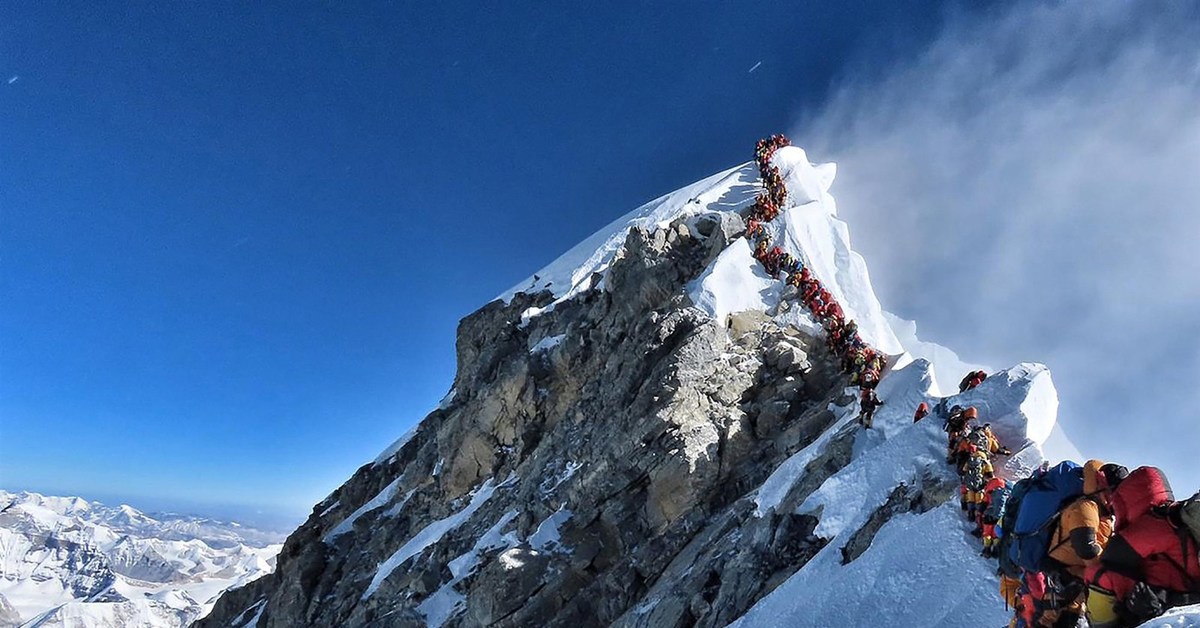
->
[0,491,285,628]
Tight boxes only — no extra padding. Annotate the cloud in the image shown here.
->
[798,2,1200,491]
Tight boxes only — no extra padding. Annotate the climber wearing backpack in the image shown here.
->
[959,369,988,393]
[961,450,994,525]
[745,218,764,238]
[800,279,821,308]
[754,237,770,263]
[857,387,883,429]
[1030,461,1129,627]
[913,402,930,423]
[763,246,784,278]
[1085,467,1200,627]
[1048,461,1128,577]
[950,409,982,469]
[981,475,1010,557]
[944,406,974,464]
[825,318,845,351]
[980,423,1014,457]
[999,461,1087,579]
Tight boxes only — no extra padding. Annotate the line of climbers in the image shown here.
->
[745,136,1199,623]
[924,391,1200,627]
[743,135,888,428]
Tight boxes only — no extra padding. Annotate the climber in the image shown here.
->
[962,452,994,526]
[804,286,828,313]
[786,270,805,289]
[1086,467,1200,627]
[1029,461,1129,627]
[1048,461,1128,576]
[979,423,1013,457]
[821,297,844,323]
[955,425,993,472]
[857,387,883,429]
[800,278,821,305]
[782,254,801,276]
[913,402,930,423]
[959,370,988,393]
[1000,573,1022,622]
[825,318,845,351]
[840,320,858,345]
[945,406,974,446]
[754,237,770,262]
[763,246,784,277]
[746,218,764,238]
[859,362,882,389]
[981,475,1010,557]
[947,407,979,467]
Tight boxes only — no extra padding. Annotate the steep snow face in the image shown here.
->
[0,491,284,627]
[497,162,755,304]
[731,361,1057,627]
[498,143,903,356]
[685,145,904,355]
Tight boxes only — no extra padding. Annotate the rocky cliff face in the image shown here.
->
[198,146,1051,627]
[198,208,894,627]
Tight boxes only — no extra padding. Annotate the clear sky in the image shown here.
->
[3,2,1197,528]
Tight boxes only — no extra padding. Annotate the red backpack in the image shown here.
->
[1111,467,1175,531]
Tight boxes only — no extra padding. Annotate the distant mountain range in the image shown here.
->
[0,490,287,627]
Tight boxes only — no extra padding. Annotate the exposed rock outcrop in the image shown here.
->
[197,210,873,628]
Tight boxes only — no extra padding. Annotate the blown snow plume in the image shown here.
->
[196,137,1136,628]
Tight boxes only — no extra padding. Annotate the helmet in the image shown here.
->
[963,407,979,419]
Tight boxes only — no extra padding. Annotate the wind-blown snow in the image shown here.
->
[884,312,987,397]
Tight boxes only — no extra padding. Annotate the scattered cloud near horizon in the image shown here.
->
[799,2,1200,490]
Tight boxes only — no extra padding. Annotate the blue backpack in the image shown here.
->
[1005,461,1085,573]
[985,483,1011,522]
[998,477,1034,578]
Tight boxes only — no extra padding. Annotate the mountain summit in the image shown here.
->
[199,141,1095,627]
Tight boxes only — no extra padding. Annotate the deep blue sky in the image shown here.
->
[2,2,959,525]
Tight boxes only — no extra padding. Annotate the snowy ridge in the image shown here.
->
[497,163,751,305]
